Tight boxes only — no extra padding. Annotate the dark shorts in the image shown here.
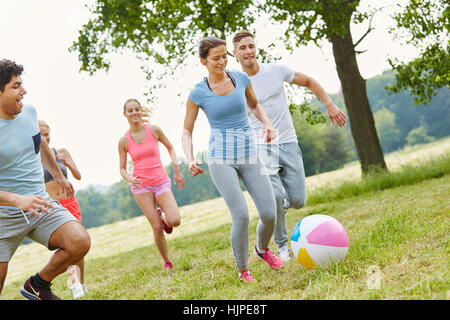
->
[0,200,78,262]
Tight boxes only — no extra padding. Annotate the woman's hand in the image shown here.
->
[128,176,142,186]
[54,176,74,199]
[174,170,186,190]
[56,152,66,165]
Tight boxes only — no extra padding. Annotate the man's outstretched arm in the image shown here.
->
[292,71,347,127]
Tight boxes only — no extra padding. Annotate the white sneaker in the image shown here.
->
[71,282,84,299]
[277,246,291,262]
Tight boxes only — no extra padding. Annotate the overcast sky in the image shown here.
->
[0,0,419,190]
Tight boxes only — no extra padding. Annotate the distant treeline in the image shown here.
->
[76,160,221,229]
[75,70,449,229]
[331,70,449,155]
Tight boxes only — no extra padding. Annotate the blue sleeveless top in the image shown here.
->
[43,148,68,183]
[188,70,256,159]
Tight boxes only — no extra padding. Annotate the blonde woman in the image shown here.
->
[118,99,185,269]
[39,120,87,298]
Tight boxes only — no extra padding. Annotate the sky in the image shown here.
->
[0,0,419,191]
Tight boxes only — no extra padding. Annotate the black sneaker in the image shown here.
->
[20,277,61,300]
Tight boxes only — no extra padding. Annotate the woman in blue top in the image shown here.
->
[182,37,283,282]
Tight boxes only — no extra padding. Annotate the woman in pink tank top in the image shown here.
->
[118,99,185,270]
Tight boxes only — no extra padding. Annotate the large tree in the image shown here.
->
[71,0,392,173]
[263,0,387,173]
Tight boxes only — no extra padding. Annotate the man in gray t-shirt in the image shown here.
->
[232,31,347,261]
[0,59,90,299]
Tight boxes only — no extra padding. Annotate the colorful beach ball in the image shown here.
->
[291,214,349,269]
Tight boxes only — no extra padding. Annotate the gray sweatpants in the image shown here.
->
[258,142,306,250]
[208,155,276,270]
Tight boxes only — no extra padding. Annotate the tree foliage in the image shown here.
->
[291,106,355,176]
[334,70,449,152]
[263,0,360,46]
[71,0,447,174]
[70,0,255,72]
[70,0,369,84]
[387,0,449,105]
[71,0,389,173]
[406,126,435,146]
[374,107,402,153]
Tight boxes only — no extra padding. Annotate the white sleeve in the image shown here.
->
[276,64,295,83]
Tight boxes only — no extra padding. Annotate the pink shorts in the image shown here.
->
[129,178,172,197]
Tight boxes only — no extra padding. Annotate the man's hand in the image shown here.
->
[16,195,54,218]
[189,160,205,177]
[326,102,347,127]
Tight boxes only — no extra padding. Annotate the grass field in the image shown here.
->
[1,137,449,300]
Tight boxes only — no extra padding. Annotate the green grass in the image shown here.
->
[1,142,449,300]
[308,153,450,205]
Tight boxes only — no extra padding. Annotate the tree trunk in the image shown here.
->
[330,22,387,174]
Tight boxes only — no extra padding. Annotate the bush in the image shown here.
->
[406,126,435,146]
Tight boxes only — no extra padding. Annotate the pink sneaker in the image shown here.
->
[254,246,283,270]
[238,271,256,283]
[157,208,173,234]
[164,261,173,270]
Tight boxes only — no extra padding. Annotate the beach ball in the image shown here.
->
[291,214,349,269]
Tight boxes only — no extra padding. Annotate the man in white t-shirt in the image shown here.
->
[232,31,346,261]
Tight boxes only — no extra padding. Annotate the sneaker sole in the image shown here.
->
[20,287,40,300]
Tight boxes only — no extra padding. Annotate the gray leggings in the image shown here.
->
[208,155,276,270]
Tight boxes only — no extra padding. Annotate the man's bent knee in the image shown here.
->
[49,222,91,257]
[73,231,91,257]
